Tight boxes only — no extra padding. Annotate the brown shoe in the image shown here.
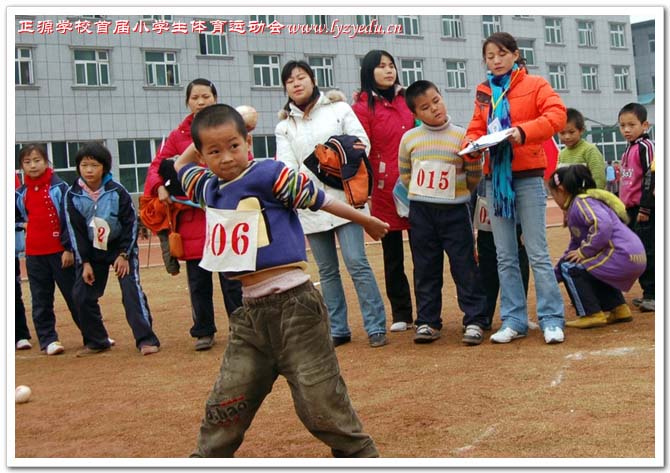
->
[76,346,110,357]
[140,345,160,356]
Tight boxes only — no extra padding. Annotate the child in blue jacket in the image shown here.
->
[65,143,160,357]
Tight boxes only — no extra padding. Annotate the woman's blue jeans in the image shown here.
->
[486,177,564,333]
[307,222,387,338]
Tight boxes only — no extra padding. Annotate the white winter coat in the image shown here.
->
[275,90,371,235]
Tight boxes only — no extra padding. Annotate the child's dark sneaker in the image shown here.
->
[368,333,387,348]
[195,335,215,351]
[462,325,484,345]
[639,299,655,312]
[332,335,351,347]
[413,324,440,344]
[140,345,160,356]
[76,346,110,357]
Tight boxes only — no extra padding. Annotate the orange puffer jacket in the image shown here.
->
[465,67,566,175]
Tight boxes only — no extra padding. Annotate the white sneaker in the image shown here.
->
[543,326,565,344]
[490,327,526,344]
[46,341,65,356]
[16,339,32,350]
[390,322,410,332]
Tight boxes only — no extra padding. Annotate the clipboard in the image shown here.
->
[458,129,514,156]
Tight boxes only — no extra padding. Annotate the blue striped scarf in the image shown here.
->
[488,64,518,219]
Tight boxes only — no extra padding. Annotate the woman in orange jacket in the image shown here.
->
[465,32,567,345]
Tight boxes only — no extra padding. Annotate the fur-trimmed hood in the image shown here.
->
[277,89,347,120]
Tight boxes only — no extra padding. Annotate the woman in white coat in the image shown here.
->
[275,60,388,348]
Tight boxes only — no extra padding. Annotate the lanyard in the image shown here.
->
[491,68,521,114]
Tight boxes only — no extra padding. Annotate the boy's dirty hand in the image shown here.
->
[364,217,390,241]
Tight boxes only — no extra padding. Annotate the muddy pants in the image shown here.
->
[191,281,378,458]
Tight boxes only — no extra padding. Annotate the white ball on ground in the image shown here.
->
[235,105,258,132]
[15,385,31,404]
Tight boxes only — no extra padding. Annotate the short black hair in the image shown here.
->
[75,143,112,175]
[618,102,648,123]
[190,104,247,151]
[19,143,49,164]
[547,165,596,196]
[565,108,585,131]
[404,80,440,113]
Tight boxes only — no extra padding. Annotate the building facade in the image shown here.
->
[14,13,639,194]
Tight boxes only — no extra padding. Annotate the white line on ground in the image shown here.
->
[453,425,497,454]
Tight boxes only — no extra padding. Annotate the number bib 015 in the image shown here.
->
[409,161,456,200]
[200,208,259,273]
[89,216,111,251]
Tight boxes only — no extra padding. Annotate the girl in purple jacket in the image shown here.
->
[548,165,647,329]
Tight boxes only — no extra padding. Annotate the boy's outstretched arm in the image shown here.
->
[174,143,198,173]
[321,199,389,240]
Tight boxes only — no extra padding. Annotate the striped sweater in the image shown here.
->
[178,159,326,278]
[398,118,481,205]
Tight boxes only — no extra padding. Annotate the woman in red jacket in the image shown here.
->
[465,33,566,345]
[352,50,415,332]
[143,78,242,351]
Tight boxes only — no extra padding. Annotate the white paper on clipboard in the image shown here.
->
[458,129,514,156]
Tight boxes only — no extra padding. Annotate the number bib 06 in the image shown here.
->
[200,208,259,273]
[409,161,456,200]
[89,216,111,251]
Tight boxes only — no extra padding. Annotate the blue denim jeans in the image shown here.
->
[486,177,564,333]
[307,222,386,338]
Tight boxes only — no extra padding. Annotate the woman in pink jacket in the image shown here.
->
[143,78,242,351]
[352,50,414,332]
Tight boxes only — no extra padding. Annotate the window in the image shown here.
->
[544,18,563,44]
[144,51,179,87]
[198,21,228,56]
[15,47,33,85]
[613,66,630,92]
[250,15,276,24]
[517,39,535,66]
[442,15,463,39]
[609,23,626,48]
[577,20,595,47]
[482,16,501,37]
[401,59,423,85]
[253,55,280,87]
[143,15,172,21]
[398,16,420,36]
[590,126,627,162]
[308,57,334,88]
[581,65,599,91]
[548,64,568,91]
[74,49,110,86]
[252,135,276,159]
[305,15,327,26]
[117,139,162,193]
[445,61,467,89]
[355,15,378,26]
[648,33,655,53]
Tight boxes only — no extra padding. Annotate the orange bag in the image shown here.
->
[166,204,184,258]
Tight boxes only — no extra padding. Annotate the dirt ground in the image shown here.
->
[13,226,656,460]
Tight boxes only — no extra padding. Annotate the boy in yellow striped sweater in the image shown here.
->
[398,80,488,345]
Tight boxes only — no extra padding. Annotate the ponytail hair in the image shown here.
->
[548,165,596,196]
